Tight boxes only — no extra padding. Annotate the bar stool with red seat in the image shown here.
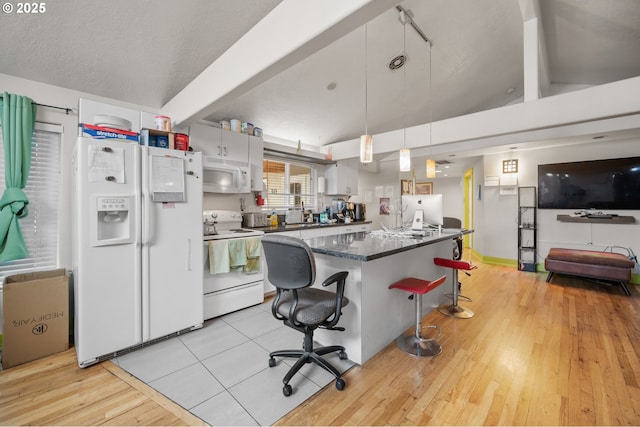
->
[433,258,477,319]
[388,275,447,357]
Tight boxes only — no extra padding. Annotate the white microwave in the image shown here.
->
[202,156,251,193]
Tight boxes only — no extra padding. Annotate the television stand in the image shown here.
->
[557,214,635,224]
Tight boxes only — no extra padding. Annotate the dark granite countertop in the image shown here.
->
[256,221,372,234]
[303,229,471,262]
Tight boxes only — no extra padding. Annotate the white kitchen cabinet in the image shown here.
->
[189,123,220,156]
[336,223,371,234]
[299,228,325,239]
[189,123,248,163]
[325,159,359,195]
[222,130,249,163]
[248,135,263,191]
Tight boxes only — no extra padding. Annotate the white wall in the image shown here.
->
[480,138,640,263]
[350,162,465,230]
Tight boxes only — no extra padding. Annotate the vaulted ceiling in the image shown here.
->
[2,0,639,172]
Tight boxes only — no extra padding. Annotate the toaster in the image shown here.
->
[243,212,269,228]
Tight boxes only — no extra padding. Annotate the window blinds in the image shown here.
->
[0,122,61,278]
[263,158,315,209]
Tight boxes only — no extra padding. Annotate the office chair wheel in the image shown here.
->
[336,378,345,391]
[283,384,293,396]
[268,357,276,368]
[338,350,348,360]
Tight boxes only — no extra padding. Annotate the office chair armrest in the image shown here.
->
[321,271,349,330]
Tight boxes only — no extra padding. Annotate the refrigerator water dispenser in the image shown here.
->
[92,196,134,246]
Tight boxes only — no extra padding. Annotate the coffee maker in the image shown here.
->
[345,202,356,221]
[354,203,366,221]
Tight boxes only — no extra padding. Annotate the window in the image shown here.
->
[263,158,316,209]
[0,122,61,278]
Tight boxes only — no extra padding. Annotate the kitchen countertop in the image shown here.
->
[255,221,372,234]
[304,228,471,262]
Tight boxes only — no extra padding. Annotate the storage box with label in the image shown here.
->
[2,269,70,369]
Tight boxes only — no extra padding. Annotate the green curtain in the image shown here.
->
[0,92,36,262]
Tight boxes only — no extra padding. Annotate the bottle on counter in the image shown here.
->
[270,211,278,226]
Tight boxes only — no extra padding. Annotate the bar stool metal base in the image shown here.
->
[395,333,442,357]
[438,303,474,319]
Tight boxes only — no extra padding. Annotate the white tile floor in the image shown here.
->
[112,300,355,426]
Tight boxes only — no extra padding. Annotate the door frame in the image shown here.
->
[463,168,473,249]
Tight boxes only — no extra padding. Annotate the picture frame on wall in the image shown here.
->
[415,182,433,195]
[401,179,412,195]
[379,197,391,215]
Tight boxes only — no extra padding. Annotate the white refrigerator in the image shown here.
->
[72,136,203,367]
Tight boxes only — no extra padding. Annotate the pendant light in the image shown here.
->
[360,24,373,163]
[399,11,411,172]
[425,40,436,178]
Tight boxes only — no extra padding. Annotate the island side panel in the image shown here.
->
[313,238,454,365]
[313,254,364,364]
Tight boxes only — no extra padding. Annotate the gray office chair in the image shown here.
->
[262,234,350,397]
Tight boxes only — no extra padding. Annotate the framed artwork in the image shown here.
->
[401,179,412,195]
[415,182,433,195]
[379,197,391,215]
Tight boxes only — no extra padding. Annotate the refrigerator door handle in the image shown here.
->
[186,238,192,271]
[144,194,154,245]
[141,151,154,246]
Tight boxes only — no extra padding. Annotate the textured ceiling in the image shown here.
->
[1,0,639,166]
[0,0,282,107]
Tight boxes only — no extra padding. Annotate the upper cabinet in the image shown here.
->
[189,123,248,163]
[248,135,263,191]
[325,159,359,195]
[222,130,250,163]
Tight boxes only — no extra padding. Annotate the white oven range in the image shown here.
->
[203,210,264,319]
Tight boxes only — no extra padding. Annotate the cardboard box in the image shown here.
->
[80,123,139,142]
[2,269,69,369]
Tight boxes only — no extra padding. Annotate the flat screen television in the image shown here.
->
[538,156,640,210]
[401,194,444,228]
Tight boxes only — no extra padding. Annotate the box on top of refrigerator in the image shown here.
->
[79,123,139,142]
[1,269,70,369]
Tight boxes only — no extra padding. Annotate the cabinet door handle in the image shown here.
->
[217,145,222,156]
[223,146,228,156]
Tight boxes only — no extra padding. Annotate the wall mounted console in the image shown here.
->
[556,215,636,224]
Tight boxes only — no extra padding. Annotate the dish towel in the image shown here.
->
[209,240,230,275]
[228,238,247,271]
[244,237,262,273]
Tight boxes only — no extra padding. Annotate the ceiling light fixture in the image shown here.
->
[360,24,373,164]
[394,5,434,176]
[502,159,518,174]
[399,10,411,172]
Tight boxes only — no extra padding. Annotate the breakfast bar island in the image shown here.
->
[302,229,471,365]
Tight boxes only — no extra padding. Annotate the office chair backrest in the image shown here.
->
[443,216,462,228]
[262,235,316,290]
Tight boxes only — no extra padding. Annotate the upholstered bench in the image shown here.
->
[545,248,634,296]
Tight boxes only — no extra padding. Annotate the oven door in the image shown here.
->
[202,239,264,319]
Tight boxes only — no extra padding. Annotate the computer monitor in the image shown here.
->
[401,194,444,230]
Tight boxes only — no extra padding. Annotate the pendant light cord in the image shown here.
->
[429,42,432,154]
[402,14,407,149]
[364,24,368,135]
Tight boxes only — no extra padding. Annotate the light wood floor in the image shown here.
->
[1,260,639,425]
[0,348,205,425]
[277,262,640,425]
